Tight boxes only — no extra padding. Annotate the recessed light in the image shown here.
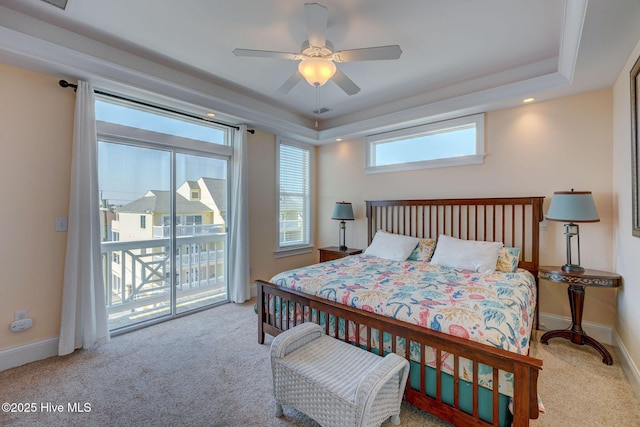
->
[336,138,343,142]
[206,112,216,117]
[522,97,535,103]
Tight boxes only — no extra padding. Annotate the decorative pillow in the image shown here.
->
[364,231,421,261]
[429,234,502,274]
[407,238,437,262]
[496,247,521,272]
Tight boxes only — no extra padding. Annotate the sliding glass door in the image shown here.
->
[99,142,173,329]
[96,97,231,332]
[174,153,228,314]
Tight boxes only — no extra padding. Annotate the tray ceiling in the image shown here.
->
[0,0,638,143]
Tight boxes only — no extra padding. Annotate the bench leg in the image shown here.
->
[390,414,400,425]
[275,403,283,417]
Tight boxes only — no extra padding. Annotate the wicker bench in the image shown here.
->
[270,322,410,427]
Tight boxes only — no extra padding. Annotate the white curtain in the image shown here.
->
[58,81,110,356]
[229,124,250,303]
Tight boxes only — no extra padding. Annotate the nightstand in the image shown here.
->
[539,266,621,365]
[318,246,363,262]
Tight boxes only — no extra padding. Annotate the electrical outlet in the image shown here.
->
[10,318,33,332]
[14,310,29,321]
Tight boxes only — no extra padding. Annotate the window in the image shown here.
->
[140,215,146,229]
[276,138,313,256]
[185,215,203,225]
[365,114,485,174]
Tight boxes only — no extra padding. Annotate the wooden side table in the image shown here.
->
[318,246,363,262]
[539,266,621,365]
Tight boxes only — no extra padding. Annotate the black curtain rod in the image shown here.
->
[59,80,254,134]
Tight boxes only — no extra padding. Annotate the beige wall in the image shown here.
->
[0,62,74,351]
[613,39,640,383]
[247,130,317,288]
[317,88,616,326]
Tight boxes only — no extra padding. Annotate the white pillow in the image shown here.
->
[430,234,502,274]
[364,231,420,261]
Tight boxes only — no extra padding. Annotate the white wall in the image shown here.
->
[613,38,640,397]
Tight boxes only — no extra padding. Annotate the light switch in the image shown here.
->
[55,217,68,232]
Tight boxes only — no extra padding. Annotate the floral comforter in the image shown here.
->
[270,254,538,399]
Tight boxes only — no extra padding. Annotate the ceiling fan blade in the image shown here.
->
[333,45,402,62]
[305,2,328,47]
[232,48,300,60]
[276,71,303,94]
[332,68,360,96]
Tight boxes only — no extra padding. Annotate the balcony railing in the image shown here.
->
[101,233,227,327]
[152,224,224,238]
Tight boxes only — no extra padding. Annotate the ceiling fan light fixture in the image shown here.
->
[298,57,336,87]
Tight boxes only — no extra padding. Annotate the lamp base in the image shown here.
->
[337,220,347,252]
[562,264,585,273]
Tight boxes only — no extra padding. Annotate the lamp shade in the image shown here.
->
[298,57,337,87]
[331,202,354,220]
[546,191,600,223]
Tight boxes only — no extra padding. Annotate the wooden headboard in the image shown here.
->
[365,197,545,277]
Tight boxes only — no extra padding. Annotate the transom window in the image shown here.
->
[365,114,485,174]
[95,99,228,145]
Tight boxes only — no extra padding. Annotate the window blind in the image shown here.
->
[278,141,311,248]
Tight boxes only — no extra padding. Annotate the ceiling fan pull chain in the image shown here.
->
[315,85,319,128]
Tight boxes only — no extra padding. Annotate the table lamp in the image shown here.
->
[331,202,355,251]
[546,190,600,272]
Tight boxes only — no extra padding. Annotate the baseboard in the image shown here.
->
[538,312,613,345]
[613,330,640,403]
[0,337,59,372]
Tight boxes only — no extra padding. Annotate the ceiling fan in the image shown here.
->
[232,2,402,96]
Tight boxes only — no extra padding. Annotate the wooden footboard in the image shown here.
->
[257,280,542,427]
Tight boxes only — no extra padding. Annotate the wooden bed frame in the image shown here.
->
[257,197,544,426]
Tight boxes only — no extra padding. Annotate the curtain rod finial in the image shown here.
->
[59,80,78,90]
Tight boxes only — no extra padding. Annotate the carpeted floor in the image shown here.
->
[1,300,639,427]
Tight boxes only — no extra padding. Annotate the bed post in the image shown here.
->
[257,281,265,344]
[365,201,374,244]
[531,197,544,331]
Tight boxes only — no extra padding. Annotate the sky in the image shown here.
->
[375,127,476,166]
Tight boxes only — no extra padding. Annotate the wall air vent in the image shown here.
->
[41,0,68,10]
[313,107,331,115]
